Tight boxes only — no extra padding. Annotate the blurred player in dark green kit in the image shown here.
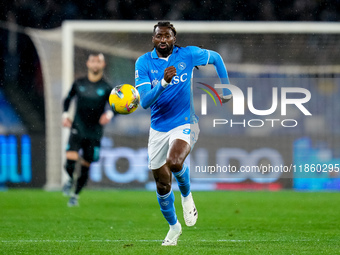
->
[62,53,113,207]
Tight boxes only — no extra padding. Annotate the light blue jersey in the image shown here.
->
[135,46,209,132]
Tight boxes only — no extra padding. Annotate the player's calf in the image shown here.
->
[173,163,191,197]
[62,179,73,197]
[157,190,177,225]
[64,159,76,180]
[74,165,90,195]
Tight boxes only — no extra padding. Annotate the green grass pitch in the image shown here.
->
[1,189,339,254]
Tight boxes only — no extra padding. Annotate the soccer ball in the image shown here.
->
[109,84,140,114]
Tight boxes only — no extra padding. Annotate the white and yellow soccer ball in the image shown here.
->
[109,84,140,114]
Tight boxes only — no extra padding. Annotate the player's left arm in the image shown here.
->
[207,50,232,103]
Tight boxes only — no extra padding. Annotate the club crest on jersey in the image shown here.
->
[135,70,139,78]
[178,62,186,70]
[152,78,159,87]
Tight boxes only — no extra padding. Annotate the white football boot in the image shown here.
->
[181,192,198,226]
[162,221,182,246]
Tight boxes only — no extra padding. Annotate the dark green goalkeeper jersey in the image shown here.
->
[63,77,112,139]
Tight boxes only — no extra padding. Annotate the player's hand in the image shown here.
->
[99,111,113,125]
[219,93,233,104]
[62,117,72,128]
[164,66,177,83]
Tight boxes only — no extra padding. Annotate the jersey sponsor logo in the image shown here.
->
[178,62,186,70]
[171,73,188,85]
[151,70,158,73]
[135,70,139,78]
[96,88,105,96]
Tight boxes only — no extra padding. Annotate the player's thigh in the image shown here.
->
[168,123,200,152]
[167,139,190,168]
[148,128,170,170]
[166,123,200,169]
[66,133,82,160]
[82,138,101,164]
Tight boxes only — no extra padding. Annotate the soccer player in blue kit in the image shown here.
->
[135,21,231,246]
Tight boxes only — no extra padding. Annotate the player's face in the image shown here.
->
[152,27,176,56]
[86,55,106,75]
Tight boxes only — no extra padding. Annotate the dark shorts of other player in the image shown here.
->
[66,132,101,163]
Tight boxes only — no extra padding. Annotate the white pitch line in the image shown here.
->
[1,240,161,243]
[1,239,320,243]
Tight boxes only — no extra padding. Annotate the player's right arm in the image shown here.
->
[135,57,175,109]
[62,82,77,127]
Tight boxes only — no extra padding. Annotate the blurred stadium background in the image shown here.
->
[0,1,340,192]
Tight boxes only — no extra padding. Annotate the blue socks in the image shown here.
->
[157,190,177,225]
[157,164,191,225]
[173,163,191,197]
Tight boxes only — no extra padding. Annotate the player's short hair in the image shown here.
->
[88,53,105,61]
[153,21,177,36]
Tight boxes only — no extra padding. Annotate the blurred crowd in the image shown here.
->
[0,0,338,29]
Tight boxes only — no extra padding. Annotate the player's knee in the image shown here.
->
[156,180,171,195]
[83,154,98,165]
[166,157,183,173]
